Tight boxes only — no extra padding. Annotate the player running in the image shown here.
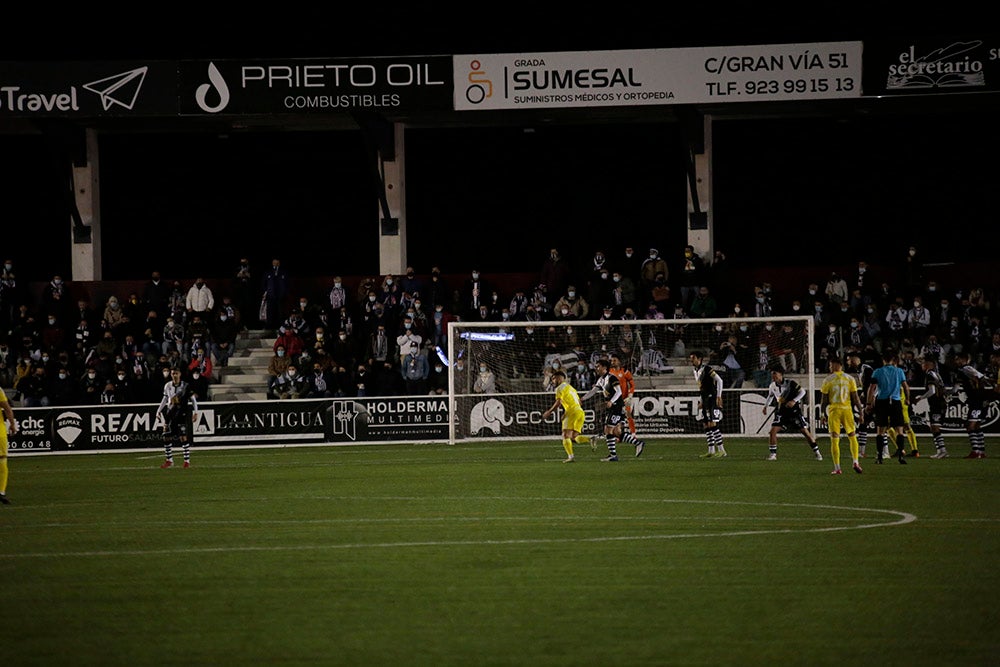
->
[541,370,590,463]
[582,358,646,461]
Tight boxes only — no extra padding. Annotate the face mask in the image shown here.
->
[277,351,285,357]
[88,372,97,378]
[613,276,621,283]
[851,322,859,328]
[829,326,837,333]
[913,302,921,308]
[792,305,800,312]
[601,273,608,280]
[59,372,67,379]
[815,306,822,312]
[867,307,874,313]
[414,302,421,309]
[405,323,412,329]
[566,329,573,335]
[369,296,377,303]
[525,328,534,335]
[759,347,767,352]
[385,280,393,286]
[715,325,723,332]
[735,306,743,312]
[287,370,295,377]
[219,315,227,322]
[561,309,569,315]
[625,252,632,258]
[568,291,575,298]
[472,273,480,280]
[435,366,443,373]
[479,366,488,373]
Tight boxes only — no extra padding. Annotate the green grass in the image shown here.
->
[2,438,998,666]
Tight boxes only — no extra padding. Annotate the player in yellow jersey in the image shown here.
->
[889,383,921,457]
[542,370,590,463]
[0,386,18,504]
[819,357,864,475]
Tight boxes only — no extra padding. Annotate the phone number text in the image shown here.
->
[706,77,857,97]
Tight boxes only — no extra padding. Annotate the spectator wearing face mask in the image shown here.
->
[462,268,492,321]
[553,285,589,320]
[210,307,239,367]
[78,366,104,404]
[540,248,572,307]
[473,362,497,394]
[48,365,78,406]
[428,360,448,395]
[185,278,215,320]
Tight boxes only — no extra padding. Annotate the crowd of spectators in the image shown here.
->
[0,242,996,406]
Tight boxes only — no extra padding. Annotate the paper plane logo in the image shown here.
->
[82,67,148,111]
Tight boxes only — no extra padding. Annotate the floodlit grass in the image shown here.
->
[2,438,998,666]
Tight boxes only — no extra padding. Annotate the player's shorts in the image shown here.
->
[698,405,723,424]
[562,406,586,433]
[925,397,946,427]
[873,398,904,428]
[772,405,807,431]
[604,411,626,429]
[825,406,857,435]
[164,415,192,439]
[967,403,986,422]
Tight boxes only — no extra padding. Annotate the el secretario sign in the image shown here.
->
[453,42,862,111]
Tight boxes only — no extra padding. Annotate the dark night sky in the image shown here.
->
[1,14,989,283]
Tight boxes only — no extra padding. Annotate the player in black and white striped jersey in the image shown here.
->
[156,368,198,469]
[582,358,646,461]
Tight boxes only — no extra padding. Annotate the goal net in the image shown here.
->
[446,316,815,444]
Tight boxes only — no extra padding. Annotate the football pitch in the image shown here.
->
[2,438,997,666]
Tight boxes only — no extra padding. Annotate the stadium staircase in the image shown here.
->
[208,328,275,402]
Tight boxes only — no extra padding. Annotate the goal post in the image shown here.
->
[447,316,815,445]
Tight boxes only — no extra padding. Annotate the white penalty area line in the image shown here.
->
[0,499,916,559]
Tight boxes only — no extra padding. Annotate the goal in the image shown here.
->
[446,316,815,444]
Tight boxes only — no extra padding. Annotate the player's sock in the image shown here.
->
[606,436,618,458]
[574,435,590,445]
[933,432,945,453]
[0,457,8,494]
[182,441,191,463]
[857,429,867,456]
[712,428,725,453]
[830,437,840,464]
[906,428,918,453]
[562,437,574,457]
[621,432,640,446]
[164,443,173,462]
[971,429,985,455]
[848,435,859,463]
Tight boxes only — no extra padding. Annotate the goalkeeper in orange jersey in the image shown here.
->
[542,370,591,463]
[608,353,637,435]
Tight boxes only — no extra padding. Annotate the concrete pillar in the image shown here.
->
[71,128,101,281]
[687,114,713,260]
[378,123,406,277]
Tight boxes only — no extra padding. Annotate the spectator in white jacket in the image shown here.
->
[185,278,215,319]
